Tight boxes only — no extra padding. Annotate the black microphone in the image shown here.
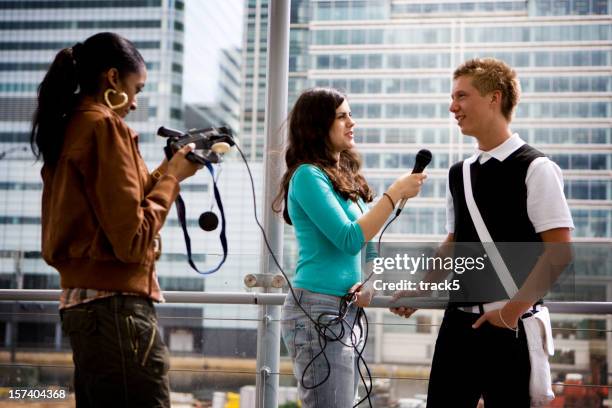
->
[198,211,219,231]
[396,149,432,216]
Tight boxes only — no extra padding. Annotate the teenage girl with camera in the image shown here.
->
[32,32,199,407]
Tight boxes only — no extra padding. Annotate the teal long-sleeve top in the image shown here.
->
[288,164,378,296]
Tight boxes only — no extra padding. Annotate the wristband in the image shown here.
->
[382,192,396,209]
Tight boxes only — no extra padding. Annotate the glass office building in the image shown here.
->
[0,2,186,278]
[0,0,610,405]
[244,0,611,241]
[240,0,612,382]
[0,0,262,356]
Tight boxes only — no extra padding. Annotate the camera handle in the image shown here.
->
[164,140,228,275]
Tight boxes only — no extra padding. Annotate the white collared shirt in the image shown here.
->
[477,133,525,164]
[446,134,575,234]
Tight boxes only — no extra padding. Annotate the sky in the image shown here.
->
[183,0,244,104]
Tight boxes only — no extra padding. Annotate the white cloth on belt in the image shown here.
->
[522,306,555,407]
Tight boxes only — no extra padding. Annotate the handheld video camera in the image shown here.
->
[157,126,235,164]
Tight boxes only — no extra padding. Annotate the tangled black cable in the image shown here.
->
[234,144,405,407]
[297,294,373,406]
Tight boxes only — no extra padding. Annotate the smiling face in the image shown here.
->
[449,75,501,139]
[328,99,356,155]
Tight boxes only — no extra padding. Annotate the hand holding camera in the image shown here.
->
[167,143,201,182]
[155,125,237,274]
[158,126,236,165]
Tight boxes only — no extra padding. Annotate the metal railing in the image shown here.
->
[1,289,612,407]
[2,289,612,313]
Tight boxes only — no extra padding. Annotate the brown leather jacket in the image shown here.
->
[41,101,179,299]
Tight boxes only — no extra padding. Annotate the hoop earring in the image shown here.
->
[104,88,129,110]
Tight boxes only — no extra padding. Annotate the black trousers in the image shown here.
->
[61,295,171,408]
[427,308,531,408]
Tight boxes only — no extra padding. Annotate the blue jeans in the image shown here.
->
[281,288,365,407]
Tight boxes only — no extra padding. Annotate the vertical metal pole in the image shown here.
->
[11,250,22,363]
[374,309,383,363]
[255,1,290,407]
[606,283,612,402]
[54,322,62,351]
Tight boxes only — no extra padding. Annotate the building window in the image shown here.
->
[0,1,163,10]
[170,108,182,120]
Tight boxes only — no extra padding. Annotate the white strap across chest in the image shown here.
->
[462,155,519,298]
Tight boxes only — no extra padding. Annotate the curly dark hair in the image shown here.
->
[272,87,374,225]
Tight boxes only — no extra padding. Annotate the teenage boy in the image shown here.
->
[391,58,574,407]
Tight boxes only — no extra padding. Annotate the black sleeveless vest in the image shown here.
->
[448,144,546,305]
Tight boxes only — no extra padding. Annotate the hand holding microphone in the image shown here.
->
[388,149,432,216]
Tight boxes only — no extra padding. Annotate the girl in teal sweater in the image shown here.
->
[274,88,426,406]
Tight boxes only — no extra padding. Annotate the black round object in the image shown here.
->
[199,211,219,231]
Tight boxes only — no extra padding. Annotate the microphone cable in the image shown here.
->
[0,146,28,160]
[233,143,375,407]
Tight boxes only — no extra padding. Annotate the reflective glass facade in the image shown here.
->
[0,0,186,260]
[277,0,612,240]
[240,14,612,386]
[262,1,612,391]
[0,0,260,359]
[0,0,193,306]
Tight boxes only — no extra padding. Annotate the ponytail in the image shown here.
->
[30,46,79,165]
[31,33,144,165]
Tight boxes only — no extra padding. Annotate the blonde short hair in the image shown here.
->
[453,58,520,121]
